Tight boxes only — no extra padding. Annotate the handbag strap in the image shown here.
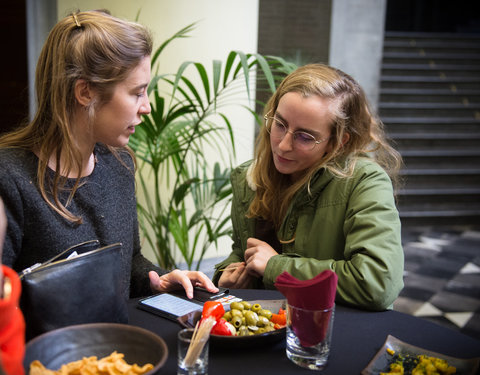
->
[19,239,100,279]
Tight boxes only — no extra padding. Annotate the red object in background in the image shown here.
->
[0,265,25,375]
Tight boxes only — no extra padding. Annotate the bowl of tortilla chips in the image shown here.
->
[23,323,168,374]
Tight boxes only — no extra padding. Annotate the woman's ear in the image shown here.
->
[74,79,94,107]
[341,132,350,146]
[325,132,350,155]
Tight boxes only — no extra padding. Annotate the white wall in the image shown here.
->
[57,0,259,264]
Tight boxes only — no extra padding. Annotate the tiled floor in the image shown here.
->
[193,225,480,340]
[394,225,480,340]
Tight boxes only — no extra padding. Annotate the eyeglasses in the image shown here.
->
[264,114,330,151]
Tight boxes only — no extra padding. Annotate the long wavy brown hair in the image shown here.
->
[0,10,152,223]
[248,64,403,229]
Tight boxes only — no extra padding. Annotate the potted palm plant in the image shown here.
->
[129,24,296,270]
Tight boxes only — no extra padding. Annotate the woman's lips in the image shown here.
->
[276,154,292,164]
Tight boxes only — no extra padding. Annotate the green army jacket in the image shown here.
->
[213,158,404,311]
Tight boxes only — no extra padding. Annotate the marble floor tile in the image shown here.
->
[400,287,436,302]
[445,275,480,298]
[414,302,443,317]
[415,257,467,277]
[463,313,480,338]
[429,291,480,313]
[393,296,424,315]
[443,238,480,258]
[402,273,449,293]
[459,262,480,274]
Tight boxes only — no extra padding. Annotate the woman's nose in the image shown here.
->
[139,96,151,115]
[278,132,294,151]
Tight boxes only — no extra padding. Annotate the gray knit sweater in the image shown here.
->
[0,144,165,299]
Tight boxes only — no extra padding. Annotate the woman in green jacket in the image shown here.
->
[212,64,404,311]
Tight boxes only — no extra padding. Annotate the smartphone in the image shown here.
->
[137,287,230,321]
[191,286,229,302]
[138,293,203,321]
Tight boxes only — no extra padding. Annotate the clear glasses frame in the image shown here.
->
[264,114,331,151]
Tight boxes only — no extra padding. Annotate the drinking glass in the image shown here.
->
[177,328,209,375]
[286,304,335,370]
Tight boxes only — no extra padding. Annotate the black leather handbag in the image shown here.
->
[19,240,129,340]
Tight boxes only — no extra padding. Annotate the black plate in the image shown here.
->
[178,299,287,349]
[23,323,168,373]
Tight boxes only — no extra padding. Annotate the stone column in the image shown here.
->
[26,0,57,120]
[329,0,386,110]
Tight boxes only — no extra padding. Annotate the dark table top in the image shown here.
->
[128,289,480,374]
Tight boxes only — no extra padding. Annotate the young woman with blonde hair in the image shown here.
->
[213,64,404,311]
[0,10,217,303]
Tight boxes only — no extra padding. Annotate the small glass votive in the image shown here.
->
[286,304,335,371]
[177,328,209,375]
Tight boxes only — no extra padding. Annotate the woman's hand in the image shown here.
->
[148,269,218,299]
[218,262,254,289]
[244,237,278,277]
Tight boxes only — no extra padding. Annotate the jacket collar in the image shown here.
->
[244,160,336,208]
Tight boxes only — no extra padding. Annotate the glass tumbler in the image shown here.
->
[286,304,335,370]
